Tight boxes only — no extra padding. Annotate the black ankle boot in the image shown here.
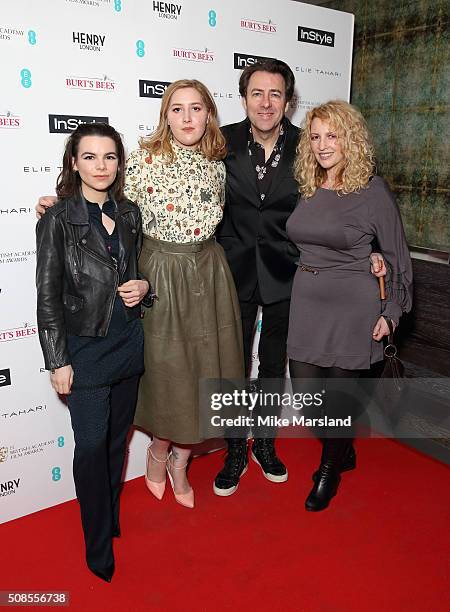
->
[312,442,356,482]
[213,439,248,496]
[306,439,348,512]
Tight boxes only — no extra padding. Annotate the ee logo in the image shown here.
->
[208,10,217,27]
[57,436,65,448]
[114,0,122,11]
[27,30,37,45]
[52,467,61,482]
[20,69,32,88]
[136,40,145,57]
[257,320,262,332]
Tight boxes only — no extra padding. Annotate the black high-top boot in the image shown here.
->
[305,439,349,512]
[213,439,248,496]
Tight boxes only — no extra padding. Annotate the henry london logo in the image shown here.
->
[65,75,115,92]
[0,478,20,497]
[0,111,21,128]
[153,1,182,19]
[298,26,335,47]
[173,47,214,63]
[233,52,275,69]
[139,80,171,98]
[72,31,106,52]
[0,324,37,342]
[49,114,109,134]
[240,19,277,34]
[0,368,11,387]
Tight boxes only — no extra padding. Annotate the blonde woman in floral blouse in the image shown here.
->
[124,80,244,508]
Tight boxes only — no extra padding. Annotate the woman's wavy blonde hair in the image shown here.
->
[140,79,226,162]
[294,100,375,198]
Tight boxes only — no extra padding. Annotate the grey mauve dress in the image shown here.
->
[286,176,413,370]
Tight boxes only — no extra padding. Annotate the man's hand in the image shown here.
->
[118,279,150,308]
[36,196,57,219]
[50,365,74,395]
[370,253,386,277]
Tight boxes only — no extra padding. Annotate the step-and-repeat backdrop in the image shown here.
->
[0,0,354,523]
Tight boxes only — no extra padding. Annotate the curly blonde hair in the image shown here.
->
[294,100,375,198]
[140,79,226,162]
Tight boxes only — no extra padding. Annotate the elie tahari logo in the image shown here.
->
[139,80,171,98]
[233,52,275,69]
[153,1,182,19]
[49,114,109,134]
[298,26,335,47]
[72,31,105,52]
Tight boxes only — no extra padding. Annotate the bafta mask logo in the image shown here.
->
[0,447,8,463]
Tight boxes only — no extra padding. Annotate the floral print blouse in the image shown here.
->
[124,142,226,243]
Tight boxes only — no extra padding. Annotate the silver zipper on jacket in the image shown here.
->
[78,244,119,334]
[43,329,57,367]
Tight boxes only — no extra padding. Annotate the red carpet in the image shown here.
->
[1,439,449,611]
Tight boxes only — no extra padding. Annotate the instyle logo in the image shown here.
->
[139,79,171,98]
[173,47,214,63]
[240,19,276,34]
[0,325,37,342]
[65,75,115,91]
[0,112,21,128]
[233,52,275,69]
[153,1,182,19]
[72,31,105,52]
[0,369,11,387]
[0,478,20,497]
[298,26,335,47]
[49,114,109,134]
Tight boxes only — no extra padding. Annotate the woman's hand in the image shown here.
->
[372,316,393,341]
[50,365,74,395]
[36,196,57,219]
[370,253,386,277]
[118,279,150,308]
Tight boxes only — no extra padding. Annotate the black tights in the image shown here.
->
[289,360,363,440]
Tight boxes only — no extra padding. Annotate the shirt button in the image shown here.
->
[70,305,76,311]
[81,239,87,244]
[132,228,136,234]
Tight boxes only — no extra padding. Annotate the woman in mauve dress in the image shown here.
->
[287,100,413,511]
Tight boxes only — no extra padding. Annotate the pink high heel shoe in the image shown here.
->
[166,454,195,509]
[144,443,168,500]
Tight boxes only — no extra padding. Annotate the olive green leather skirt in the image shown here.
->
[134,235,244,444]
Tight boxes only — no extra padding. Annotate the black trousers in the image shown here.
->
[239,297,290,439]
[67,375,139,571]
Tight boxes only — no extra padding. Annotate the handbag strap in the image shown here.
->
[383,316,397,358]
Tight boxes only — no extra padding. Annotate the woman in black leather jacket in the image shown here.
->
[36,123,149,582]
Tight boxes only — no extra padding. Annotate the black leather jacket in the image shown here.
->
[36,194,148,370]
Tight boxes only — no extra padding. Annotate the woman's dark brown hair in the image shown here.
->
[56,122,126,200]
